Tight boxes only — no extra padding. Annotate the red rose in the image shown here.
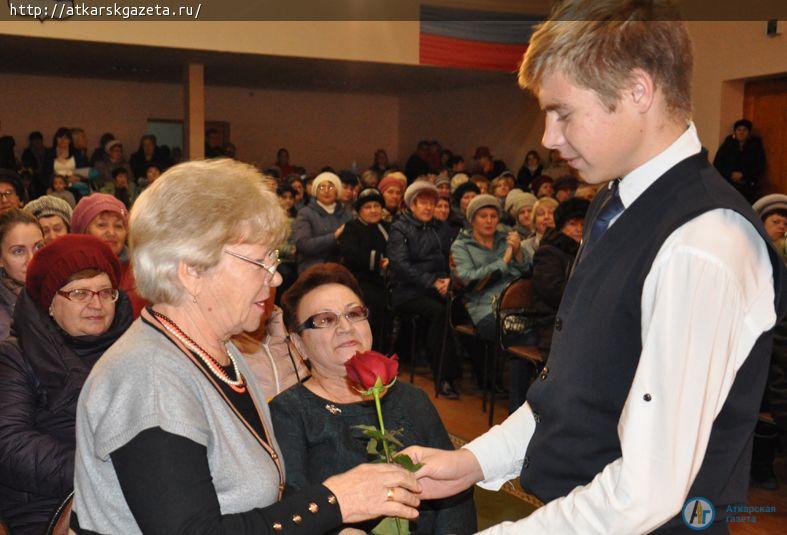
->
[345,350,399,391]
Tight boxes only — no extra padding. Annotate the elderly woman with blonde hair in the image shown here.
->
[71,159,421,534]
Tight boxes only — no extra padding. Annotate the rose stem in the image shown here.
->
[374,389,392,463]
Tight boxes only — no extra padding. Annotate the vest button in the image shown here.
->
[643,393,652,402]
[555,317,563,331]
[539,366,549,381]
[524,456,530,468]
[533,411,541,424]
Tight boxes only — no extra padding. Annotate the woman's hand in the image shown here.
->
[323,463,422,524]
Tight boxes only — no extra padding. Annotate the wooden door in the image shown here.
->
[743,78,787,196]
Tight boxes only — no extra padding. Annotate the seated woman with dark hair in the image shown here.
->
[270,263,476,534]
[0,235,133,534]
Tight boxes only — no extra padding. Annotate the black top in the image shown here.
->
[269,381,477,534]
[522,152,787,532]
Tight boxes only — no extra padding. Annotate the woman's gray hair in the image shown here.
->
[130,158,287,305]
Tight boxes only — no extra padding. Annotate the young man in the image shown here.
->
[403,1,786,533]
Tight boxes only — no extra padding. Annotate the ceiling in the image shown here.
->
[0,34,518,94]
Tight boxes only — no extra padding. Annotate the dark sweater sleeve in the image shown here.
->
[110,427,342,535]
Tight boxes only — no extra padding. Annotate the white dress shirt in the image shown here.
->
[465,123,777,534]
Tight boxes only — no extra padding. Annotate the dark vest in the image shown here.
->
[521,153,786,532]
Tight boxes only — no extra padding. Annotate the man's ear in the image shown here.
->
[176,260,203,302]
[627,68,656,114]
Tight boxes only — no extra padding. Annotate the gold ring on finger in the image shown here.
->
[386,487,395,501]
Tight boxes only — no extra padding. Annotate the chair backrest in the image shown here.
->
[497,277,534,312]
[46,490,73,535]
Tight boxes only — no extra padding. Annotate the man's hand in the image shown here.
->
[398,446,484,500]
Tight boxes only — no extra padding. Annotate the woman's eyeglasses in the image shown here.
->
[56,288,119,303]
[295,305,369,333]
[224,249,280,283]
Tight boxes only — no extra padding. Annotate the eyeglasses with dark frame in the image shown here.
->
[295,305,369,333]
[223,249,280,283]
[0,189,18,200]
[56,288,119,303]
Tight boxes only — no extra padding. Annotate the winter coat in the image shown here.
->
[0,290,133,534]
[451,228,531,325]
[516,164,543,190]
[712,135,766,201]
[293,202,353,273]
[338,218,390,287]
[0,276,20,342]
[531,229,580,354]
[387,212,453,307]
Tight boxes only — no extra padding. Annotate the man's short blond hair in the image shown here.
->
[130,158,287,305]
[519,0,693,122]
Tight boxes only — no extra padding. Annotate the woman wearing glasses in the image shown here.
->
[270,263,476,534]
[0,235,133,534]
[293,172,353,274]
[71,160,421,534]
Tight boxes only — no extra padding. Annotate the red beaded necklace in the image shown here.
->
[152,310,247,394]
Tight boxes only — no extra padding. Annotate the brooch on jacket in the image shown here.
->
[325,404,342,415]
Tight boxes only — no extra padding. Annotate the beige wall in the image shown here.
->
[688,21,787,156]
[398,83,544,173]
[0,72,400,172]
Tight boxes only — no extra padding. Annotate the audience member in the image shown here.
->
[361,168,380,189]
[294,171,353,273]
[472,146,507,180]
[713,119,767,203]
[435,174,451,197]
[71,159,418,533]
[452,181,481,228]
[129,134,169,181]
[522,197,558,260]
[42,127,88,198]
[204,128,224,158]
[23,195,72,245]
[223,142,237,159]
[94,139,133,190]
[434,195,451,222]
[530,174,555,198]
[100,167,138,209]
[505,189,538,240]
[338,170,361,207]
[531,198,590,357]
[89,132,115,167]
[0,209,44,341]
[287,174,307,209]
[553,175,579,202]
[448,155,465,173]
[236,300,310,398]
[0,170,24,214]
[275,147,295,177]
[517,150,543,190]
[451,195,532,408]
[72,193,147,317]
[470,174,489,194]
[70,128,89,164]
[0,136,18,173]
[370,149,390,180]
[20,131,45,187]
[338,188,389,347]
[275,182,298,302]
[137,162,162,192]
[449,172,469,193]
[426,140,442,172]
[440,148,454,170]
[271,263,477,533]
[47,174,76,208]
[574,183,598,201]
[388,181,459,398]
[405,140,431,183]
[379,173,405,223]
[0,235,133,534]
[754,194,787,262]
[542,148,572,178]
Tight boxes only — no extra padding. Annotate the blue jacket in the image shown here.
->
[387,212,453,307]
[451,228,531,325]
[293,202,353,273]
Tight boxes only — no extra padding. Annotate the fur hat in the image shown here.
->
[355,188,385,212]
[504,189,538,218]
[404,180,439,208]
[466,194,501,222]
[753,194,787,221]
[23,195,73,228]
[311,172,343,197]
[553,198,590,230]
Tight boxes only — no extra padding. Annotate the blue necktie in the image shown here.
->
[578,180,624,263]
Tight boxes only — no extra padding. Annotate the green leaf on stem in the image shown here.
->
[367,438,378,456]
[392,453,424,472]
[371,516,410,535]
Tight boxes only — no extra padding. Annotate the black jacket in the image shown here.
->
[0,290,133,534]
[712,135,766,201]
[531,229,579,354]
[338,219,390,286]
[387,212,452,307]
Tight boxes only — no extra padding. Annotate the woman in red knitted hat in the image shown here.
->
[71,192,148,317]
[0,234,134,534]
